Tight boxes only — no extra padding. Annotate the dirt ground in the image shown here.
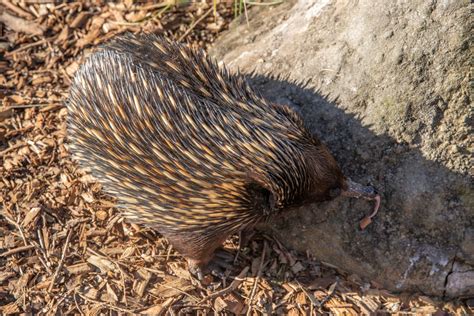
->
[0,1,471,315]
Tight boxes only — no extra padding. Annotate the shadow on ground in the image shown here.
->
[244,74,473,298]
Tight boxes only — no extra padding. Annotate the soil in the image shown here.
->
[211,0,472,299]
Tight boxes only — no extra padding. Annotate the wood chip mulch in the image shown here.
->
[0,1,471,314]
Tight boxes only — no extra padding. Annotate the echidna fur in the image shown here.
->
[66,33,345,265]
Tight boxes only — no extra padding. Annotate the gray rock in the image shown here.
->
[211,0,472,297]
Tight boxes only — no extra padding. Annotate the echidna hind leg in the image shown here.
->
[187,258,211,280]
[164,232,231,279]
[187,249,234,280]
[239,228,256,249]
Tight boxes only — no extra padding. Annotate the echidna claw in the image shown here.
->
[188,265,204,281]
[187,250,234,281]
[196,269,204,281]
[210,268,225,279]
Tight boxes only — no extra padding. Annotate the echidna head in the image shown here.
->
[301,141,380,219]
[303,142,347,203]
[243,140,347,216]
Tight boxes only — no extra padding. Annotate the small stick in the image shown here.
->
[48,229,73,292]
[320,281,338,306]
[0,244,35,257]
[297,281,322,307]
[48,287,75,313]
[246,0,283,5]
[199,266,249,303]
[166,244,173,261]
[246,241,267,316]
[77,292,137,313]
[2,213,29,246]
[118,2,169,11]
[8,103,62,109]
[159,283,200,302]
[0,143,24,157]
[1,0,34,19]
[243,0,250,27]
[118,266,128,306]
[4,38,48,56]
[37,251,53,274]
[178,7,213,42]
[73,292,86,316]
[3,213,52,273]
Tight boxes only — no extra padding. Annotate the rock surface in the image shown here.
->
[211,0,472,297]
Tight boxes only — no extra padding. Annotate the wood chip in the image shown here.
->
[151,277,194,298]
[1,0,34,19]
[0,302,20,315]
[140,297,175,314]
[87,255,115,273]
[0,107,14,121]
[135,268,152,298]
[0,11,45,36]
[70,12,92,29]
[22,207,41,227]
[66,262,93,274]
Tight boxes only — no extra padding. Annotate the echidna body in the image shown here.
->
[67,34,376,272]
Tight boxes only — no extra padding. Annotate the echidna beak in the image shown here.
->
[342,178,377,199]
[342,178,381,223]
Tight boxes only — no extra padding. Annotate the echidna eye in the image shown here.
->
[329,187,341,198]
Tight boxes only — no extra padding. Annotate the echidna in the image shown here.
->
[67,33,380,276]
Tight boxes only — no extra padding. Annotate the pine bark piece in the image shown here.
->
[0,11,45,36]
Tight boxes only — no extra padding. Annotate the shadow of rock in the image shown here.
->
[210,0,471,299]
[244,73,473,298]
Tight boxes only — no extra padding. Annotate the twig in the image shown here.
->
[159,283,200,302]
[77,292,137,313]
[118,2,169,11]
[86,247,130,270]
[317,280,338,308]
[2,212,52,274]
[111,21,144,26]
[2,213,29,246]
[166,244,173,261]
[178,7,213,42]
[297,281,322,307]
[73,292,85,316]
[118,266,128,306]
[37,227,46,253]
[243,0,250,27]
[4,38,48,56]
[48,229,73,292]
[246,0,283,5]
[199,266,249,303]
[8,103,62,109]
[246,241,267,316]
[0,142,24,157]
[1,0,34,19]
[49,287,75,313]
[0,245,35,257]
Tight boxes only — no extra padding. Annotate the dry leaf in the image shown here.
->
[87,255,115,273]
